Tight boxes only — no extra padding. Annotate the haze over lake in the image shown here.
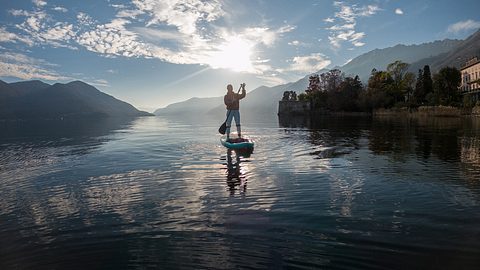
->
[1,115,479,269]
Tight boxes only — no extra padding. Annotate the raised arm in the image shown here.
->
[238,84,246,99]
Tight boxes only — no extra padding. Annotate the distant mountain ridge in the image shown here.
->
[410,29,480,73]
[154,29,480,119]
[153,96,222,116]
[0,80,152,120]
[340,39,462,81]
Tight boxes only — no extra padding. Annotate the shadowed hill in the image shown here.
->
[0,80,152,120]
[410,29,480,73]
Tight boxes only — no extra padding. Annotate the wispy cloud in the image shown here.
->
[116,9,144,19]
[324,17,335,23]
[287,53,331,73]
[325,1,381,48]
[89,79,110,87]
[447,19,480,33]
[395,8,404,15]
[0,27,34,45]
[0,52,70,81]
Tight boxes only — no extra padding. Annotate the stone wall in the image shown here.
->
[278,100,311,116]
[374,106,475,117]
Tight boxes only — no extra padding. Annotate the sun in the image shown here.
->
[209,36,254,72]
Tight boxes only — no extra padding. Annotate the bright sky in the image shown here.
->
[0,0,479,111]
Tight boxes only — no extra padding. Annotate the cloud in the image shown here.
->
[447,20,480,33]
[42,24,75,41]
[134,27,187,42]
[33,0,47,7]
[288,40,300,46]
[0,27,34,45]
[132,0,225,35]
[9,9,30,16]
[328,30,365,48]
[238,26,294,47]
[89,79,110,87]
[327,23,355,31]
[77,12,96,27]
[287,53,331,73]
[76,18,153,58]
[0,52,70,80]
[395,8,404,15]
[6,0,297,81]
[110,4,127,9]
[116,9,144,18]
[324,17,335,23]
[326,2,380,48]
[13,9,77,49]
[53,6,68,12]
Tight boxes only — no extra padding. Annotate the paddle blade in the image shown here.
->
[218,122,227,134]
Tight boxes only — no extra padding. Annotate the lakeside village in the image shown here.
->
[278,58,480,117]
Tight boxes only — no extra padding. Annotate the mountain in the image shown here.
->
[154,96,222,116]
[0,80,152,120]
[410,29,480,73]
[340,39,462,82]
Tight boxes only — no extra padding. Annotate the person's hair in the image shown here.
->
[227,84,233,91]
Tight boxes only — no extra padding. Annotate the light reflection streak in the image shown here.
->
[328,160,365,218]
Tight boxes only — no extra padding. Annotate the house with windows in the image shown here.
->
[460,57,480,102]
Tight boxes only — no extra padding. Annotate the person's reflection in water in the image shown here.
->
[225,149,248,195]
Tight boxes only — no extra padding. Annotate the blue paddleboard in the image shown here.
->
[220,136,254,150]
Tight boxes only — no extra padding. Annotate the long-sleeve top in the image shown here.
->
[224,89,246,110]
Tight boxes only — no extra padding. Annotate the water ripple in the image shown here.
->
[1,116,480,269]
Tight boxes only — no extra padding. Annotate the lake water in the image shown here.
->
[1,115,480,269]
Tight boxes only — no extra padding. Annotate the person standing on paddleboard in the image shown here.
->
[224,83,246,140]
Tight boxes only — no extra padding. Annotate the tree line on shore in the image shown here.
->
[283,60,469,112]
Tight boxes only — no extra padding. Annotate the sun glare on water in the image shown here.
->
[209,36,254,72]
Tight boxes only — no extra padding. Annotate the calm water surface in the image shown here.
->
[1,115,480,269]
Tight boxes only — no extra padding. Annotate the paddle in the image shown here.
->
[218,84,243,134]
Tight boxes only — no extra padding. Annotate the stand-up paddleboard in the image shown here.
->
[220,136,254,150]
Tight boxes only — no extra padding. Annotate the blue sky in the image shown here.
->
[0,0,479,111]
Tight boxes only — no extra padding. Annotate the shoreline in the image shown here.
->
[278,104,480,118]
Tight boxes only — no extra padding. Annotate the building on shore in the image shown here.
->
[460,57,480,102]
[278,74,318,116]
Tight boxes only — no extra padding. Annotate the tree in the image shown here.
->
[320,69,344,93]
[422,65,433,98]
[414,69,424,104]
[298,93,308,101]
[386,60,412,105]
[363,69,394,110]
[387,60,409,86]
[306,74,321,93]
[328,75,363,111]
[403,72,416,104]
[433,66,461,106]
